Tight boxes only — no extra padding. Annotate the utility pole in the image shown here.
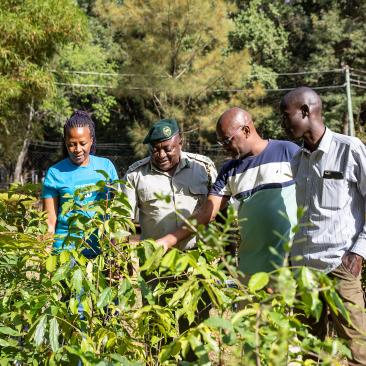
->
[345,65,355,136]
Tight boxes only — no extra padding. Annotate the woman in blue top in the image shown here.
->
[42,110,119,258]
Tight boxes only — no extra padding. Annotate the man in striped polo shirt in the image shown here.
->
[158,107,299,278]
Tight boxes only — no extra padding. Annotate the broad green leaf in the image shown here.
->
[71,268,83,293]
[277,267,297,306]
[34,315,47,347]
[160,248,179,272]
[159,341,181,363]
[324,289,351,324]
[231,308,257,326]
[95,170,109,179]
[97,287,113,309]
[248,272,269,292]
[300,267,317,290]
[59,250,70,264]
[69,298,78,315]
[61,199,74,216]
[0,338,18,347]
[49,318,60,352]
[139,245,164,274]
[137,275,155,305]
[51,264,70,284]
[0,326,20,336]
[204,317,233,331]
[46,255,57,272]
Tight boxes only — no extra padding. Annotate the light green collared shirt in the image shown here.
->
[123,152,217,250]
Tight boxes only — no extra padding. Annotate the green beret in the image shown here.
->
[143,119,180,144]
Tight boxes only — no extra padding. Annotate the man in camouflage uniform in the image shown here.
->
[123,118,217,250]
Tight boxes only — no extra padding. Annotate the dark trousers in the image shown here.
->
[301,263,366,366]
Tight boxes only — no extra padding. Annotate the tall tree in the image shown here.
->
[0,0,87,181]
[95,0,262,157]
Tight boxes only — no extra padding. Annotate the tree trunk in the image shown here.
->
[13,100,34,183]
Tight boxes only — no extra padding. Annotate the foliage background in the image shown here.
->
[1,0,366,180]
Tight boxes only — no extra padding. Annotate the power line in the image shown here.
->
[350,78,366,86]
[249,68,343,78]
[55,82,155,91]
[52,68,343,79]
[349,73,366,80]
[51,70,169,78]
[350,68,366,75]
[55,81,347,92]
[351,84,366,90]
[214,83,346,93]
[55,82,114,89]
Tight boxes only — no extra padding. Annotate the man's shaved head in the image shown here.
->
[281,86,322,115]
[216,107,265,159]
[281,86,325,147]
[217,107,252,130]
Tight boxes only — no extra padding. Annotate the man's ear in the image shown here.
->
[243,125,250,137]
[178,134,183,146]
[300,104,310,118]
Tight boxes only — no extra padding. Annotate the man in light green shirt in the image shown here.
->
[123,118,217,249]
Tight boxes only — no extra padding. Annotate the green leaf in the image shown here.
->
[324,289,351,324]
[204,317,233,331]
[139,244,164,274]
[159,341,181,363]
[59,250,70,264]
[34,315,47,347]
[95,170,109,180]
[160,248,179,272]
[71,268,83,293]
[231,308,257,326]
[248,272,269,292]
[46,255,57,272]
[97,287,113,309]
[49,318,60,352]
[300,267,317,290]
[51,263,71,284]
[0,326,20,336]
[277,267,297,306]
[69,298,78,315]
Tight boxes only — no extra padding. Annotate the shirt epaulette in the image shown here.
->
[184,152,215,167]
[126,157,150,173]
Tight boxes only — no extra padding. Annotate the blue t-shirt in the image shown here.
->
[210,140,300,274]
[42,155,119,258]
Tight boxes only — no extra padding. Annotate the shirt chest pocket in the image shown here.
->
[188,185,208,196]
[138,188,171,203]
[321,178,349,209]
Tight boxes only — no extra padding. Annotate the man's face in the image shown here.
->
[281,104,309,140]
[150,135,182,171]
[217,123,248,159]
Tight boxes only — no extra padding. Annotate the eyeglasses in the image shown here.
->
[217,125,245,146]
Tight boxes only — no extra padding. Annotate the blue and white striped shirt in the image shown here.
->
[291,128,366,273]
[211,140,299,274]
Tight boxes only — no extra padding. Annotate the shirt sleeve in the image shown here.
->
[41,168,59,198]
[209,161,232,197]
[349,139,366,258]
[122,171,138,220]
[208,162,218,187]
